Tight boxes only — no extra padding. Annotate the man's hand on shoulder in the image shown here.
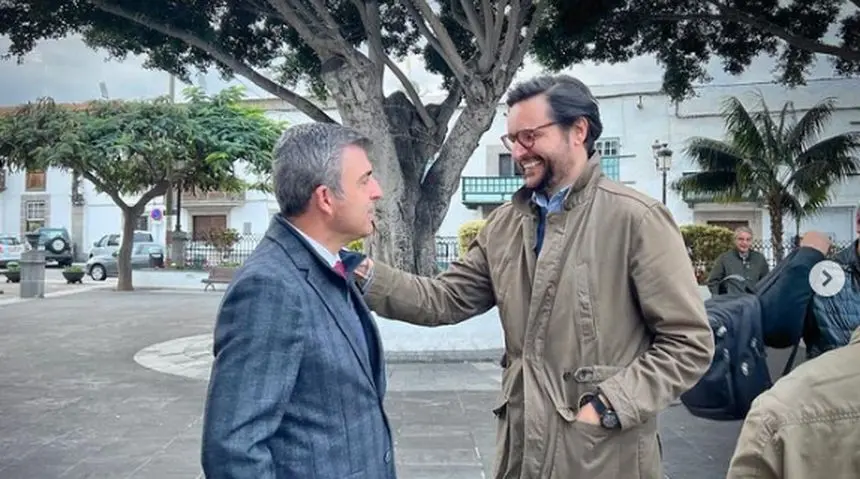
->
[800,231,832,255]
[354,257,374,280]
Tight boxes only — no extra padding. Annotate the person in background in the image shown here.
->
[707,226,770,295]
[201,123,395,479]
[356,74,713,479]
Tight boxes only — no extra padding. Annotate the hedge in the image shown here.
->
[457,220,487,257]
[680,224,735,283]
[346,239,364,252]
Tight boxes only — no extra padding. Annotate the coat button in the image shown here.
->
[384,450,392,463]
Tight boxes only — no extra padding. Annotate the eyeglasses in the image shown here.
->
[501,122,557,151]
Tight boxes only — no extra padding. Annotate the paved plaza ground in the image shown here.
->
[0,289,748,478]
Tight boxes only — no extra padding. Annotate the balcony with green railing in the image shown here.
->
[461,176,524,206]
[460,157,621,207]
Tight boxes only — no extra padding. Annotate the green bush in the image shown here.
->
[457,220,487,256]
[680,224,735,282]
[346,239,364,252]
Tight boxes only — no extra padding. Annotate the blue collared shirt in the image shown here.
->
[532,185,572,256]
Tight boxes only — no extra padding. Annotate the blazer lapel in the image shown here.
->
[264,216,377,388]
[304,269,376,386]
[349,282,386,396]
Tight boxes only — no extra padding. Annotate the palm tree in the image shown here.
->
[673,92,860,262]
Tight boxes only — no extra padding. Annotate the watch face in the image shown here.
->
[601,412,620,429]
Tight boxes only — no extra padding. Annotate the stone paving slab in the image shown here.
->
[0,290,744,478]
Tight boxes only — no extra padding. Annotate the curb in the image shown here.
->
[385,348,504,363]
[0,284,113,307]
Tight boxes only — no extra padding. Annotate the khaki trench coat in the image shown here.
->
[727,326,860,479]
[365,157,714,478]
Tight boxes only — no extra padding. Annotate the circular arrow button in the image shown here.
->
[809,260,846,297]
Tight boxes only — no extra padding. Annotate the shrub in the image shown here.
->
[346,239,364,252]
[680,224,735,283]
[457,220,487,256]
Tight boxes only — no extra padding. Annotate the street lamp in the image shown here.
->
[651,139,673,205]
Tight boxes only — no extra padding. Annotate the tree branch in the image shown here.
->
[133,180,170,211]
[503,1,550,86]
[481,0,508,72]
[458,0,487,51]
[497,1,524,71]
[403,0,470,88]
[87,0,337,123]
[82,170,129,209]
[264,0,342,54]
[350,0,385,75]
[706,0,860,62]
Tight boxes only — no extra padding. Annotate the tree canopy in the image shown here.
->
[0,86,284,290]
[1,0,857,274]
[535,0,860,100]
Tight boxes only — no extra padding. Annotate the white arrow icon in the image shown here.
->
[809,260,846,297]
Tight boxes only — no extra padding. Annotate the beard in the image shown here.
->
[519,154,558,194]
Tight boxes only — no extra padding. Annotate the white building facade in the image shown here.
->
[1,77,858,260]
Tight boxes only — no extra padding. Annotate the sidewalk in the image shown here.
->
[0,290,742,478]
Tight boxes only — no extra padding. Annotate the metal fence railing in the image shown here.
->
[177,234,464,271]
[750,239,855,269]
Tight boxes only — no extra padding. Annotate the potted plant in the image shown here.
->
[62,264,85,284]
[4,262,21,283]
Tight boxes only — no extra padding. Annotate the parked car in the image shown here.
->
[86,242,165,281]
[27,227,74,267]
[89,231,155,258]
[0,234,24,268]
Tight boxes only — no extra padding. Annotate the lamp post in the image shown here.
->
[651,140,673,205]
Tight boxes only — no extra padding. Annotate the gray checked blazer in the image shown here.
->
[201,214,396,479]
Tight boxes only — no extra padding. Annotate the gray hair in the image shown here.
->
[271,123,371,217]
[735,226,753,236]
[505,74,604,154]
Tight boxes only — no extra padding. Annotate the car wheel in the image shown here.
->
[90,264,107,281]
[47,237,68,255]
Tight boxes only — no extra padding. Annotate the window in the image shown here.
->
[497,153,522,177]
[132,232,154,243]
[601,158,620,181]
[595,138,620,157]
[135,215,148,231]
[24,200,47,232]
[243,222,252,235]
[596,138,621,181]
[25,170,46,191]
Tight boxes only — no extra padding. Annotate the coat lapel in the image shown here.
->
[264,216,377,389]
[304,269,376,386]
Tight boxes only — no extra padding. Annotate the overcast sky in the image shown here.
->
[0,34,845,107]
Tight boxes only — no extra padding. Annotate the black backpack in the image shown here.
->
[680,248,821,421]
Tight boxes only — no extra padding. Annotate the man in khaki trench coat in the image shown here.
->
[358,74,714,479]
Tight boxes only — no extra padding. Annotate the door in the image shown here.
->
[192,215,228,241]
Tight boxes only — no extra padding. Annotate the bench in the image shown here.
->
[202,266,237,291]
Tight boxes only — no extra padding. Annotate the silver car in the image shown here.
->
[89,231,155,258]
[86,242,165,281]
[0,235,24,268]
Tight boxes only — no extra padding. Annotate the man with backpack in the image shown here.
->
[680,228,859,421]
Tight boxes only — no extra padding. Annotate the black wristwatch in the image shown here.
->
[580,392,621,429]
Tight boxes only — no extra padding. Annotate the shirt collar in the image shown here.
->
[531,185,572,211]
[284,220,340,268]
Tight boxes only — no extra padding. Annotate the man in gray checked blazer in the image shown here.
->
[201,123,395,479]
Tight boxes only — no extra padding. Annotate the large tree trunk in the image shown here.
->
[768,203,786,263]
[321,58,501,276]
[117,204,145,291]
